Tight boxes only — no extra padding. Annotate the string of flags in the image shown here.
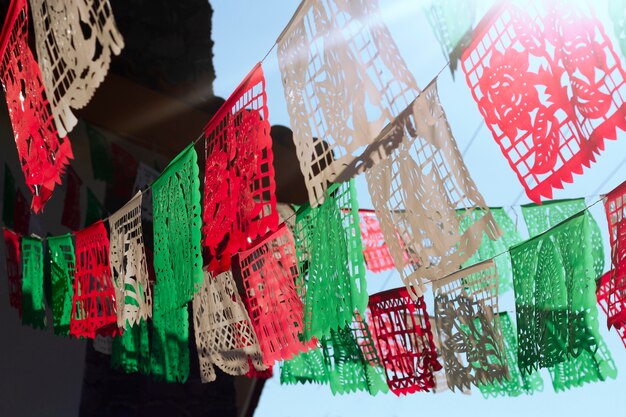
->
[1,0,626,398]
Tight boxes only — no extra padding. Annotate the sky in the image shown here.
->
[211,1,626,416]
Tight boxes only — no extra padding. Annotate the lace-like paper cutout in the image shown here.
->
[461,1,626,203]
[30,0,124,136]
[604,181,626,330]
[460,208,523,295]
[152,144,202,308]
[132,163,159,222]
[281,345,329,386]
[477,313,544,398]
[192,268,267,383]
[427,316,470,394]
[108,193,152,329]
[21,235,46,329]
[295,180,367,340]
[203,64,278,274]
[61,167,82,231]
[358,210,404,273]
[236,224,315,367]
[368,287,442,396]
[277,0,420,206]
[609,0,626,59]
[522,199,604,278]
[111,320,150,374]
[71,221,118,338]
[425,0,476,75]
[0,0,73,213]
[366,81,500,299]
[245,357,274,379]
[433,261,508,392]
[598,271,626,347]
[511,211,610,376]
[3,228,22,316]
[48,233,75,336]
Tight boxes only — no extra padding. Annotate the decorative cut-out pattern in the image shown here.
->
[48,233,75,336]
[192,268,267,383]
[281,345,329,386]
[0,0,73,212]
[295,180,367,339]
[603,181,626,330]
[425,0,476,75]
[3,228,21,316]
[111,320,150,374]
[609,0,626,59]
[511,211,612,377]
[61,167,82,231]
[71,221,118,338]
[151,144,202,308]
[478,313,544,398]
[460,208,523,295]
[366,81,500,299]
[277,0,420,206]
[109,192,152,329]
[30,0,124,137]
[236,224,314,366]
[358,210,399,273]
[21,235,46,329]
[597,271,626,347]
[203,64,278,274]
[522,198,605,278]
[367,287,442,396]
[461,1,626,203]
[433,261,508,392]
[150,144,201,383]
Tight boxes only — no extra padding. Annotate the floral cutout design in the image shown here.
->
[0,0,73,212]
[461,0,626,203]
[432,260,509,392]
[30,0,124,136]
[202,64,277,274]
[192,268,267,383]
[48,233,76,336]
[366,81,500,299]
[277,0,420,206]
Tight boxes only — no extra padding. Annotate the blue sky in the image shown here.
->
[211,1,626,416]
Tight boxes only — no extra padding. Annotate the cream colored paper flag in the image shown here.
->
[31,0,124,136]
[365,80,500,298]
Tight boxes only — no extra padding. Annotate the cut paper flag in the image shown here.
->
[192,268,267,383]
[150,144,202,383]
[277,0,420,206]
[366,81,500,299]
[478,313,544,398]
[111,320,150,374]
[609,0,626,59]
[71,221,118,338]
[30,0,124,137]
[202,64,278,274]
[86,124,113,181]
[235,223,315,367]
[85,188,107,228]
[511,211,616,388]
[460,208,524,295]
[358,210,399,273]
[432,260,508,392]
[522,198,605,279]
[3,165,16,228]
[108,192,152,329]
[48,233,75,336]
[61,167,82,231]
[132,163,160,222]
[461,0,626,203]
[425,0,476,75]
[0,0,73,212]
[13,188,30,236]
[295,180,368,339]
[3,228,21,316]
[281,344,329,386]
[367,287,442,396]
[427,315,470,394]
[598,271,626,347]
[603,181,626,330]
[21,234,46,329]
